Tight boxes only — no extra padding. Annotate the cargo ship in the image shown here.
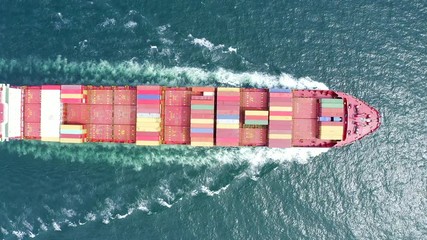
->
[0,84,380,148]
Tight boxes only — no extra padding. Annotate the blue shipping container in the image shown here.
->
[216,114,239,120]
[137,94,161,100]
[190,128,214,134]
[319,116,331,122]
[269,88,291,93]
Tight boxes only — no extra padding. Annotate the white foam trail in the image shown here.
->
[12,230,26,239]
[84,212,96,222]
[200,184,230,196]
[52,222,61,231]
[37,218,48,232]
[157,198,172,208]
[1,227,8,235]
[124,21,137,29]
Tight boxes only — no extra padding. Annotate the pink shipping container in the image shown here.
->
[216,138,239,146]
[320,108,344,117]
[269,111,293,116]
[216,91,240,96]
[241,90,268,109]
[164,126,190,144]
[190,113,215,118]
[136,132,160,137]
[137,89,162,94]
[240,128,268,146]
[268,139,292,148]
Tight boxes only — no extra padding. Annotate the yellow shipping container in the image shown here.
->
[136,125,161,132]
[136,140,161,146]
[269,116,292,121]
[217,87,240,92]
[216,123,239,129]
[190,141,214,146]
[137,117,161,123]
[269,106,293,111]
[319,126,343,140]
[245,110,269,116]
[60,124,84,130]
[41,137,60,142]
[269,134,292,139]
[60,138,84,143]
[61,94,84,99]
[190,118,214,124]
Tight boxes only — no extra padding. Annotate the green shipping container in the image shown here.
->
[245,120,269,125]
[191,104,215,110]
[321,102,343,109]
[320,98,343,104]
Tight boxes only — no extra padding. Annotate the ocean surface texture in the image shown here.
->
[0,0,426,239]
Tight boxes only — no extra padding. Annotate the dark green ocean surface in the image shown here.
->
[0,0,426,239]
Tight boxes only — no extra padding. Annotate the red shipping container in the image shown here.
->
[42,85,61,90]
[164,126,190,144]
[216,104,240,110]
[24,122,41,138]
[61,85,83,90]
[216,110,240,115]
[60,134,86,139]
[165,106,191,126]
[137,99,161,105]
[114,105,137,125]
[24,103,41,123]
[87,124,114,142]
[165,90,191,106]
[320,108,344,116]
[269,93,292,97]
[114,89,137,105]
[90,104,113,125]
[137,89,162,94]
[216,95,240,101]
[190,112,214,118]
[61,88,83,94]
[191,96,214,100]
[319,121,343,127]
[240,128,268,146]
[64,104,90,124]
[269,111,293,116]
[245,115,268,121]
[25,88,41,104]
[216,138,239,146]
[87,89,114,105]
[241,91,268,109]
[269,120,292,130]
[137,85,162,90]
[216,100,240,106]
[136,131,160,137]
[269,96,292,102]
[268,139,292,148]
[113,124,136,142]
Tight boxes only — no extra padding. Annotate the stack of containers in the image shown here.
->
[23,86,42,140]
[268,89,293,148]
[216,87,240,146]
[163,88,191,144]
[60,85,86,103]
[136,86,163,146]
[319,122,344,140]
[320,98,344,117]
[244,110,269,125]
[190,87,215,146]
[60,124,87,143]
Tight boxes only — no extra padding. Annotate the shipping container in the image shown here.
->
[190,112,215,118]
[217,87,240,92]
[268,139,292,148]
[87,124,114,142]
[190,123,214,128]
[136,140,161,146]
[269,121,292,129]
[269,106,293,111]
[60,134,86,139]
[320,107,344,117]
[293,98,317,119]
[190,132,214,138]
[292,119,317,140]
[90,104,113,124]
[165,90,191,106]
[87,89,114,105]
[113,125,136,142]
[190,128,214,134]
[25,87,42,104]
[164,106,191,126]
[60,138,84,143]
[269,88,292,93]
[269,111,293,117]
[23,122,41,139]
[240,128,268,146]
[114,105,137,125]
[190,105,215,110]
[114,88,137,105]
[24,103,41,123]
[63,104,89,124]
[164,126,190,144]
[241,90,268,109]
[216,138,239,146]
[216,123,240,129]
[190,142,214,147]
[244,120,268,125]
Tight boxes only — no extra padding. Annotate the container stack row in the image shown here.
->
[190,87,216,146]
[268,89,293,148]
[136,86,163,146]
[60,85,86,104]
[163,88,191,144]
[319,98,344,118]
[60,124,87,143]
[319,121,344,140]
[216,87,240,146]
[23,87,42,140]
[244,110,269,125]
